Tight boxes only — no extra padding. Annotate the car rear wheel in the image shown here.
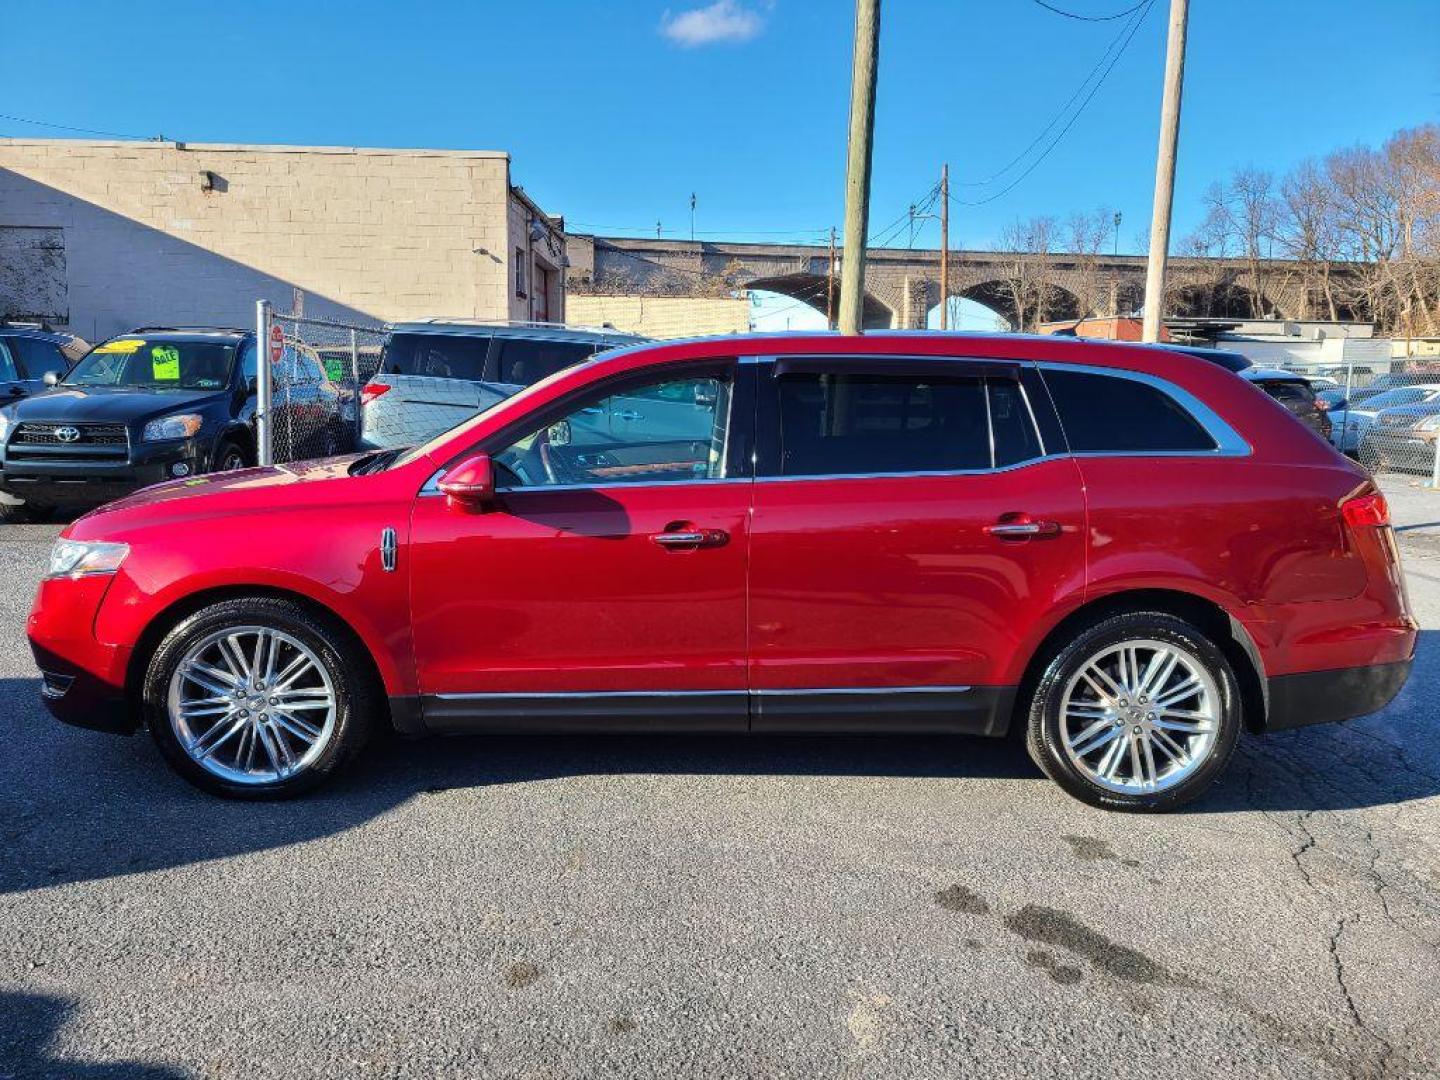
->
[1025,612,1242,812]
[143,597,377,798]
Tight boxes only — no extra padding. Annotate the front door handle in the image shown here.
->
[615,409,644,422]
[985,519,1061,539]
[652,528,728,549]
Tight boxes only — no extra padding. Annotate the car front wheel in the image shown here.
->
[1025,611,1242,812]
[143,597,377,798]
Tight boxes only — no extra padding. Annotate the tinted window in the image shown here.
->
[0,340,18,383]
[1260,380,1316,409]
[7,335,65,378]
[775,372,1038,476]
[988,379,1044,467]
[1044,369,1216,453]
[492,338,597,386]
[379,333,489,381]
[495,372,732,488]
[240,341,258,384]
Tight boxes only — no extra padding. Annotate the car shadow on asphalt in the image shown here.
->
[0,992,188,1079]
[3,630,1437,896]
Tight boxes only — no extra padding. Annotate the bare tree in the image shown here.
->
[997,216,1059,331]
[1066,208,1114,319]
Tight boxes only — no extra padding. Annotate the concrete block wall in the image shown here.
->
[0,138,539,340]
[565,294,750,339]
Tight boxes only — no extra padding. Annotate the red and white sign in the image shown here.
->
[268,322,285,363]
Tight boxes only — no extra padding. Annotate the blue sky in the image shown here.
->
[3,0,1437,327]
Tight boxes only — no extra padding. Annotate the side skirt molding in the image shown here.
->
[395,685,1018,736]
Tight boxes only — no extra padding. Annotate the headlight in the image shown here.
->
[142,413,203,441]
[0,411,10,442]
[46,539,130,579]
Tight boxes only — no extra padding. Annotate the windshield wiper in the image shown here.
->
[349,447,410,476]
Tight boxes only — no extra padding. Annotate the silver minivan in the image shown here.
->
[359,320,647,450]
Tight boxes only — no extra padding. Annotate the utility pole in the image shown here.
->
[827,226,838,330]
[838,0,881,335]
[939,163,950,330]
[1140,0,1189,343]
[690,193,696,242]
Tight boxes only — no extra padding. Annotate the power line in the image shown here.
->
[1029,0,1149,20]
[951,0,1156,207]
[956,0,1153,189]
[0,111,158,141]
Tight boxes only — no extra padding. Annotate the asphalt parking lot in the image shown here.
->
[2,482,1438,1080]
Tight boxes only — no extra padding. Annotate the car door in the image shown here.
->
[746,356,1087,733]
[407,359,753,730]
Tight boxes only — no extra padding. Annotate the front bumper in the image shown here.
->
[0,440,205,505]
[1264,659,1412,732]
[27,574,136,734]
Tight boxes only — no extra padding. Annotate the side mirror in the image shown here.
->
[42,371,61,387]
[438,453,496,509]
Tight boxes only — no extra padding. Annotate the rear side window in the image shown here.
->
[1043,369,1216,453]
[379,333,489,381]
[492,338,598,386]
[774,372,1041,476]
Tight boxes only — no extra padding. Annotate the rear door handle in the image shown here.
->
[985,519,1061,539]
[615,409,644,422]
[652,528,728,549]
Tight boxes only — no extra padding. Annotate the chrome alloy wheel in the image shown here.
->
[1058,639,1220,795]
[166,625,338,785]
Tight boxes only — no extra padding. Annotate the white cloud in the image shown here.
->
[659,1,767,47]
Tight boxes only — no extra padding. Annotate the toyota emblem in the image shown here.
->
[55,426,81,443]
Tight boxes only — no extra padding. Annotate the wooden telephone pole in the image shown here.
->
[1141,0,1190,343]
[939,163,950,330]
[838,0,881,335]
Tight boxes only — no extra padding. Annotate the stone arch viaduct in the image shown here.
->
[566,234,1362,330]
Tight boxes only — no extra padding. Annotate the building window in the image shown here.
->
[514,248,528,299]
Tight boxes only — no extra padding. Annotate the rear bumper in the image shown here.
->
[1264,659,1412,732]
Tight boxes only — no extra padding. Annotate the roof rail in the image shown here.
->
[126,325,250,335]
[1,319,54,331]
[395,316,639,335]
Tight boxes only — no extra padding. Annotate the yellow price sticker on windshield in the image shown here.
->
[151,345,181,381]
[95,338,145,354]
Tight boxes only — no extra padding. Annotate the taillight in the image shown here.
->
[1315,398,1331,411]
[1341,492,1390,529]
[360,383,391,407]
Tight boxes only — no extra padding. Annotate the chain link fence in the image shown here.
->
[261,307,386,465]
[1282,358,1440,483]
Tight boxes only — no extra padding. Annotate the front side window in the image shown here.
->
[775,371,1039,477]
[0,339,18,383]
[1042,369,1216,453]
[495,371,732,488]
[7,336,65,378]
[64,337,236,391]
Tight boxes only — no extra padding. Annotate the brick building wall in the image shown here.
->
[0,138,563,339]
[565,294,750,339]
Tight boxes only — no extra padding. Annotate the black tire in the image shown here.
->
[1024,611,1242,813]
[211,440,249,474]
[143,597,379,799]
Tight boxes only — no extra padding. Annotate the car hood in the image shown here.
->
[7,386,227,425]
[89,455,365,516]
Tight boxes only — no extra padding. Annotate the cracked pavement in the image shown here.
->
[1,477,1437,1078]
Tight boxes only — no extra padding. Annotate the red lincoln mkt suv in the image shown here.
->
[27,332,1416,810]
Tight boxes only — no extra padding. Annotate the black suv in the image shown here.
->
[0,328,266,520]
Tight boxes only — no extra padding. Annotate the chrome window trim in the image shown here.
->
[1036,360,1251,457]
[750,456,1067,485]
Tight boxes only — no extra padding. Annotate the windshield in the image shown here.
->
[66,337,237,391]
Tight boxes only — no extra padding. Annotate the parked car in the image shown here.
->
[1360,404,1440,473]
[359,320,646,450]
[28,333,1414,811]
[1163,344,1253,373]
[269,341,355,459]
[0,322,89,401]
[1240,368,1332,441]
[1327,384,1440,454]
[0,327,346,520]
[1304,375,1340,390]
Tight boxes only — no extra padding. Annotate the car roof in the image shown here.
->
[110,328,250,342]
[1162,344,1253,373]
[1240,367,1311,383]
[389,319,647,345]
[0,326,78,343]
